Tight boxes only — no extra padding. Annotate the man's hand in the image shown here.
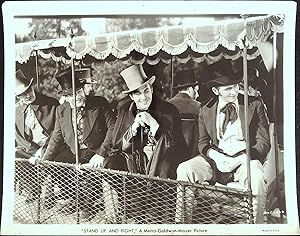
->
[29,147,42,165]
[135,112,159,136]
[88,154,105,168]
[208,149,243,173]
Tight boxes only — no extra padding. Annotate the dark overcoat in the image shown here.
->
[43,96,116,161]
[15,92,59,155]
[168,93,201,158]
[110,98,189,179]
[198,94,271,183]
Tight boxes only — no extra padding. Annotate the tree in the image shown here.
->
[16,18,86,99]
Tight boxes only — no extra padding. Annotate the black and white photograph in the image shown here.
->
[1,1,299,235]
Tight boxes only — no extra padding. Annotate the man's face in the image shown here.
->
[189,85,199,101]
[129,83,153,110]
[16,87,36,105]
[65,88,87,108]
[212,83,239,103]
[83,84,93,95]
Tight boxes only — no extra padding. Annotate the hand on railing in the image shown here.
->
[29,147,43,165]
[87,154,105,168]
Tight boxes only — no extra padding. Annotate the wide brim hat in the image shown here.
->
[173,69,199,89]
[206,59,242,89]
[15,69,34,96]
[238,67,268,90]
[120,64,156,94]
[55,68,87,96]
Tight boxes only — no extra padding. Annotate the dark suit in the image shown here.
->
[111,98,189,179]
[43,96,115,162]
[168,93,201,158]
[42,96,116,211]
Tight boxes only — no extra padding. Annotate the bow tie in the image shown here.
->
[220,102,238,133]
[136,109,150,114]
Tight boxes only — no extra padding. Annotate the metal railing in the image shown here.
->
[14,158,251,224]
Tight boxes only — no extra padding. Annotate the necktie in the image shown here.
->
[76,107,85,142]
[220,102,238,134]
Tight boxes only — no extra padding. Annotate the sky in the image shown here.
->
[14,18,107,38]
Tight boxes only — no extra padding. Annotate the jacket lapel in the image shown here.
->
[203,100,218,144]
[238,96,254,137]
[60,104,75,150]
[16,106,25,137]
[82,106,99,141]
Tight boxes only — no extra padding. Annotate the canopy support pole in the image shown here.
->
[71,59,80,224]
[272,32,284,223]
[170,57,174,98]
[34,51,40,91]
[243,45,254,224]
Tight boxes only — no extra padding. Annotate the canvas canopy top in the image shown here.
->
[15,14,284,65]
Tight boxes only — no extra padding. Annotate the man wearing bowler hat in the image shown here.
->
[15,69,59,205]
[168,69,201,159]
[108,64,188,222]
[42,67,117,221]
[176,59,270,223]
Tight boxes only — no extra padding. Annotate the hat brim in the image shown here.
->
[15,78,34,96]
[57,83,85,96]
[206,78,242,89]
[122,76,156,94]
[87,79,98,84]
[173,81,199,90]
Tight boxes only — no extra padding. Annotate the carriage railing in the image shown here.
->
[14,158,252,224]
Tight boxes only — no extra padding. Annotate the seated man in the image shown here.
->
[42,67,117,221]
[15,69,59,206]
[168,69,201,159]
[109,64,188,222]
[176,59,270,223]
[111,64,188,178]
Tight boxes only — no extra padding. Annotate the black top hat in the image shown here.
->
[173,70,199,89]
[206,59,242,88]
[55,68,87,96]
[15,69,34,96]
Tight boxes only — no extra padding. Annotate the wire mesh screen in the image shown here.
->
[14,158,251,224]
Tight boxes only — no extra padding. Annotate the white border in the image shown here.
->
[2,1,299,235]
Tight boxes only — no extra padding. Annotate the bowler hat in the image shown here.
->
[206,59,242,88]
[55,68,88,96]
[15,69,34,96]
[120,64,156,94]
[173,70,199,89]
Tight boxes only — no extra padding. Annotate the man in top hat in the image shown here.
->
[15,69,59,205]
[58,68,97,104]
[108,64,188,222]
[42,67,117,221]
[176,59,270,223]
[110,64,188,178]
[168,69,201,159]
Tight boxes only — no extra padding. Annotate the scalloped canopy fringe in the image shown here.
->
[15,14,284,64]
